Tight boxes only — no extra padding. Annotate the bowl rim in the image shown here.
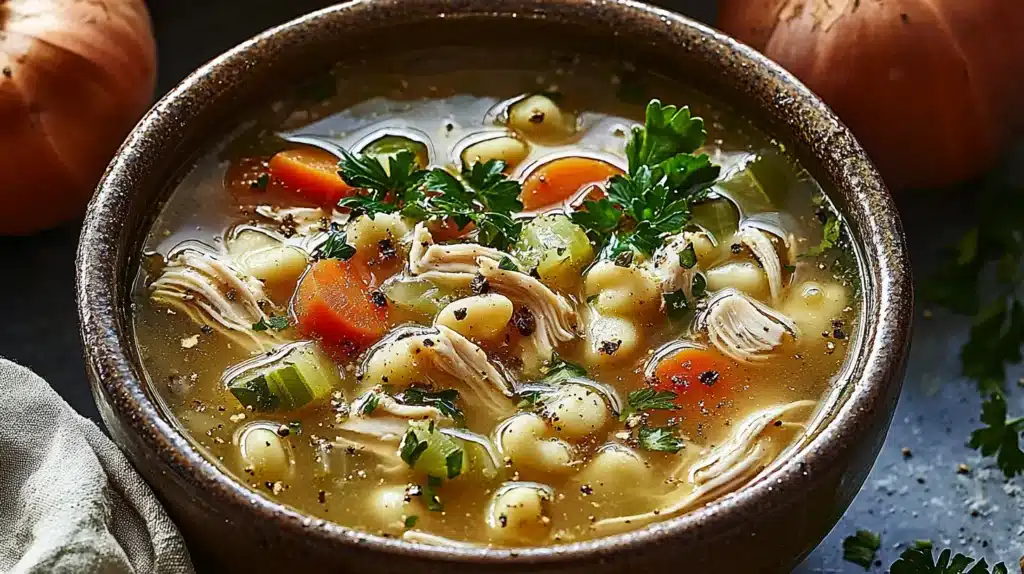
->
[77,0,913,564]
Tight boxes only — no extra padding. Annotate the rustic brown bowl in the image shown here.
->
[76,1,913,572]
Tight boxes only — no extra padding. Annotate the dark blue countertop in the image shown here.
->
[1,1,1019,571]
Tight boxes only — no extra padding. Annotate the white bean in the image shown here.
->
[584,315,640,367]
[361,337,425,388]
[237,424,292,481]
[584,261,661,318]
[435,294,514,343]
[370,485,426,531]
[239,246,309,290]
[575,444,650,491]
[545,384,610,440]
[347,213,411,259]
[508,94,577,144]
[706,261,769,300]
[781,280,848,336]
[498,413,573,474]
[487,484,553,544]
[462,135,530,168]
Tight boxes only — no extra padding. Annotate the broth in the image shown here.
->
[132,48,859,546]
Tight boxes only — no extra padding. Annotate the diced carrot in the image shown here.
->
[295,258,387,351]
[520,156,622,210]
[427,218,475,242]
[269,147,355,206]
[652,347,737,411]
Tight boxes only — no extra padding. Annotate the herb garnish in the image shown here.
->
[336,149,427,218]
[619,388,679,421]
[251,173,270,191]
[636,424,685,453]
[925,182,1024,477]
[889,540,1007,574]
[571,100,720,259]
[802,215,841,258]
[968,393,1024,477]
[404,515,419,529]
[842,529,881,570]
[316,230,356,261]
[540,353,588,385]
[360,392,381,416]
[252,316,290,331]
[424,475,444,512]
[398,387,464,423]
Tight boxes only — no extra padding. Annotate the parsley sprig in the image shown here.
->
[571,100,720,259]
[889,540,1008,574]
[619,388,679,421]
[926,182,1024,477]
[637,424,685,453]
[337,152,523,250]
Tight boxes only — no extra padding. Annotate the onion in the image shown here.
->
[0,0,156,234]
[719,0,1024,191]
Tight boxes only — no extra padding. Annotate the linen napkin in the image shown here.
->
[0,358,194,574]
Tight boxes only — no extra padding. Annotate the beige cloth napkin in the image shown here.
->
[0,358,194,574]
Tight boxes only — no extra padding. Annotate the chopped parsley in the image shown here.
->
[404,515,419,529]
[619,388,679,421]
[315,230,356,261]
[539,353,588,385]
[424,475,444,512]
[251,173,270,191]
[678,243,698,269]
[359,392,381,416]
[636,424,685,453]
[572,100,720,259]
[842,529,881,570]
[251,315,290,331]
[889,540,1007,574]
[498,255,520,272]
[397,387,464,423]
[968,394,1024,477]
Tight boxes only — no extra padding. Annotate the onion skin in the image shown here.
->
[0,0,156,235]
[719,0,1024,191]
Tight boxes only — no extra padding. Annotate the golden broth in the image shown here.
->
[133,48,859,546]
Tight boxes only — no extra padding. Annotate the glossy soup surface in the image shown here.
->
[133,49,860,547]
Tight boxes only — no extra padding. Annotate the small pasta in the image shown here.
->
[461,135,530,168]
[498,412,574,475]
[584,261,661,318]
[781,280,848,337]
[544,384,611,440]
[236,424,293,481]
[435,294,515,342]
[508,94,577,144]
[575,444,651,491]
[584,315,640,367]
[371,485,426,530]
[486,484,553,544]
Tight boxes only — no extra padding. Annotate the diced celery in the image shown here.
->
[361,135,429,170]
[512,215,595,291]
[381,277,453,320]
[399,421,464,479]
[226,343,338,413]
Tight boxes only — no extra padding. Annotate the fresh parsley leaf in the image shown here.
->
[251,316,290,331]
[251,173,270,191]
[540,353,588,385]
[462,159,524,215]
[336,149,427,218]
[619,388,679,421]
[425,475,444,512]
[803,215,841,258]
[637,424,685,453]
[889,540,1008,574]
[571,198,623,241]
[968,394,1024,477]
[316,230,356,261]
[498,256,520,272]
[360,392,381,416]
[625,100,707,174]
[960,298,1024,396]
[678,243,697,269]
[398,387,464,423]
[842,529,881,570]
[516,390,545,410]
[404,515,419,528]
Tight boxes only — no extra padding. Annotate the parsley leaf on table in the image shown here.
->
[619,388,679,421]
[889,540,1008,574]
[636,424,685,453]
[968,394,1024,477]
[571,99,720,258]
[842,529,881,570]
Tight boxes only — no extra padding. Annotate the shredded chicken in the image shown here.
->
[149,243,285,352]
[696,288,798,362]
[408,223,517,286]
[360,325,516,419]
[477,257,578,360]
[737,226,785,304]
[648,232,704,298]
[593,400,815,533]
[351,391,447,422]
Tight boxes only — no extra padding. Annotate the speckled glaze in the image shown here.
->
[76,1,913,572]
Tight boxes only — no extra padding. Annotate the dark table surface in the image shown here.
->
[2,1,1021,571]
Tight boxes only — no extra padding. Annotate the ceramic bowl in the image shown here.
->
[76,1,913,572]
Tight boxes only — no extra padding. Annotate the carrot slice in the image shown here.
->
[269,147,355,206]
[652,347,736,410]
[520,157,622,210]
[295,258,387,351]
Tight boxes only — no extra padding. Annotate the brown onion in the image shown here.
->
[719,0,1024,191]
[0,0,156,235]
